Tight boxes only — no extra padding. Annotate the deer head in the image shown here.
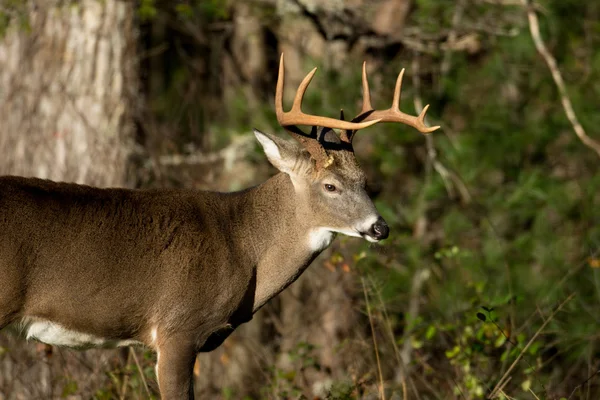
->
[254,54,440,243]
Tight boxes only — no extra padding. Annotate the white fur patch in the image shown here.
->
[329,228,362,238]
[308,228,335,252]
[156,351,160,382]
[310,215,382,246]
[254,130,281,161]
[23,319,140,349]
[364,235,379,243]
[151,326,158,344]
[355,215,380,235]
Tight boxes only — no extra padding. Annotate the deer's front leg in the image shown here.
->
[156,336,197,400]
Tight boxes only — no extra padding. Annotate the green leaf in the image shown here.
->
[61,380,78,398]
[445,345,460,359]
[175,4,194,18]
[425,325,437,340]
[138,0,158,21]
[494,334,507,348]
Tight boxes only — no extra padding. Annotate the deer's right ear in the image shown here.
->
[253,129,301,175]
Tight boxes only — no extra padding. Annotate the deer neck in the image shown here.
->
[229,172,333,312]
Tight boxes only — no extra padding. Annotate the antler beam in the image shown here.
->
[274,53,440,168]
[340,62,440,143]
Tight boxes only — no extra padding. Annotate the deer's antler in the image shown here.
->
[276,53,381,169]
[339,62,440,143]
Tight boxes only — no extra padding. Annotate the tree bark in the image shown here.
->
[0,0,137,187]
[0,1,138,398]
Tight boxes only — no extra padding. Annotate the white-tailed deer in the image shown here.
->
[0,54,438,399]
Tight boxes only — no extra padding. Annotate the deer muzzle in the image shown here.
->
[366,217,389,241]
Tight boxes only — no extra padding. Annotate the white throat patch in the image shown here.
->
[308,228,335,252]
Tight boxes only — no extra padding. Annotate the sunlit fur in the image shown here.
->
[254,129,382,241]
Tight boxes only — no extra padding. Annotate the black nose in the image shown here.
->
[369,217,389,241]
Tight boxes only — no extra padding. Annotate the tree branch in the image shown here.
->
[522,0,600,158]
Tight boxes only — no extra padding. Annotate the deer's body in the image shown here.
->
[0,55,437,399]
[1,173,325,349]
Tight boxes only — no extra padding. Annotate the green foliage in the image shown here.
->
[140,3,599,395]
[271,1,598,397]
[326,381,355,400]
[138,0,229,22]
[0,0,30,38]
[261,341,322,398]
[198,0,229,20]
[138,0,158,21]
[2,0,595,397]
[98,0,600,396]
[61,378,78,398]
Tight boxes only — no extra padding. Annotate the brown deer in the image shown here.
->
[0,54,438,399]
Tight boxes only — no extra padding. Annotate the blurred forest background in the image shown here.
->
[0,0,599,399]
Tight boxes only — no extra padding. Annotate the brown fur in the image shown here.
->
[0,131,384,399]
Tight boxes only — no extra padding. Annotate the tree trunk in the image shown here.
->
[0,0,137,187]
[0,1,138,398]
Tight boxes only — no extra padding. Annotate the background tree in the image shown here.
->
[0,0,138,398]
[1,0,599,398]
[0,0,137,186]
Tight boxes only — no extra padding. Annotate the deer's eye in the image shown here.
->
[324,184,336,192]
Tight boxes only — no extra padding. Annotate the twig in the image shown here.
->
[119,349,132,400]
[371,277,403,370]
[488,314,548,396]
[521,0,600,158]
[398,269,430,382]
[488,293,575,399]
[130,347,152,398]
[361,277,385,400]
[529,387,542,400]
[586,341,594,400]
[408,375,423,400]
[493,376,512,398]
[411,352,446,398]
[450,375,468,399]
[465,22,520,37]
[401,378,408,400]
[499,388,516,399]
[567,369,600,399]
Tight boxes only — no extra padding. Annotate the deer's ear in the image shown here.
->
[254,129,302,175]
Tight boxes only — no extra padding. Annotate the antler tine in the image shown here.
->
[341,62,379,143]
[275,53,381,132]
[275,53,286,123]
[291,67,317,114]
[360,61,373,114]
[347,62,440,141]
[391,68,404,111]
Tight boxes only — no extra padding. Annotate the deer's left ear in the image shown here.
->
[254,129,303,176]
